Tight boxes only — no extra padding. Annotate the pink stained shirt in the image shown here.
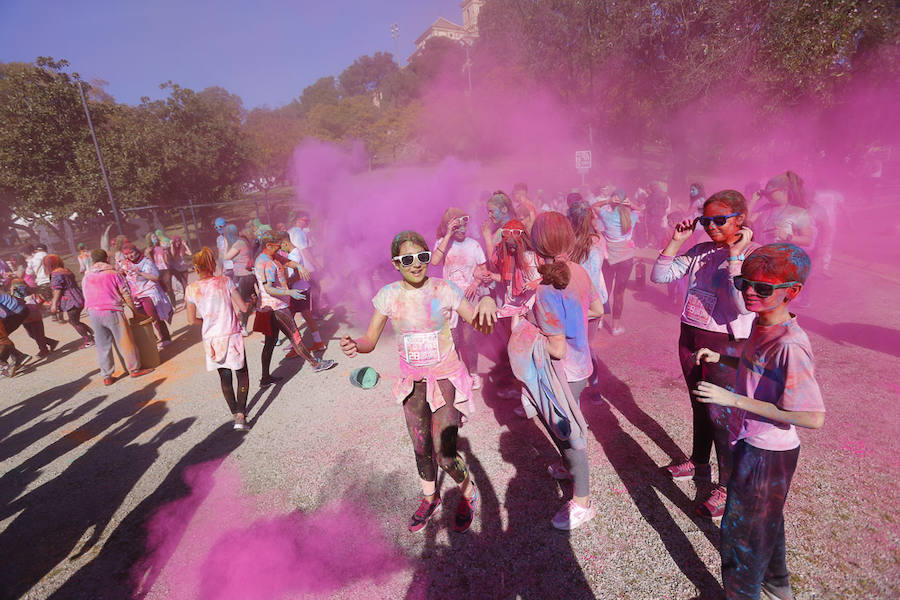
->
[734,316,825,451]
[82,264,128,312]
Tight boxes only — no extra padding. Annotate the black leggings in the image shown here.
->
[171,269,189,297]
[261,309,315,377]
[159,269,176,308]
[66,307,93,341]
[217,359,249,415]
[402,380,469,484]
[601,258,633,319]
[678,322,746,486]
[23,320,56,353]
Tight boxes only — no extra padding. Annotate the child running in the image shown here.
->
[693,243,825,600]
[253,230,334,387]
[185,248,251,431]
[339,231,498,533]
[651,189,758,520]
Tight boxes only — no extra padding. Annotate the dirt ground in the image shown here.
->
[1,240,898,599]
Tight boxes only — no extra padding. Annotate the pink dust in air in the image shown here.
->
[132,460,407,599]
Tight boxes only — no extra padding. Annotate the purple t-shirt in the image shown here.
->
[735,316,825,451]
[50,269,85,311]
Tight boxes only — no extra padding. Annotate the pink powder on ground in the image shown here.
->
[134,460,407,599]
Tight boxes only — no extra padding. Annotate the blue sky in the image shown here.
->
[0,0,462,108]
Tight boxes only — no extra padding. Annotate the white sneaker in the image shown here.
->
[611,325,626,336]
[471,374,482,390]
[551,499,596,530]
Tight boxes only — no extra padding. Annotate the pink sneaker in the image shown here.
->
[408,495,441,533]
[664,460,711,481]
[698,485,728,520]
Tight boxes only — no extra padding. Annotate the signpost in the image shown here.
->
[575,150,592,186]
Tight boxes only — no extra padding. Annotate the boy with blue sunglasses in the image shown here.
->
[693,243,825,600]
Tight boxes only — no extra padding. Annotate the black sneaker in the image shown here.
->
[259,375,283,387]
[47,338,59,353]
[408,495,441,533]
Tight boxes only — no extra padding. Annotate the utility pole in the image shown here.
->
[462,41,473,96]
[391,23,400,60]
[78,80,123,236]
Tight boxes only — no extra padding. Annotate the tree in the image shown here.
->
[139,83,250,208]
[296,76,339,115]
[244,106,306,193]
[0,57,107,232]
[338,52,399,97]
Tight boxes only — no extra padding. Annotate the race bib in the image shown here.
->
[682,288,717,327]
[403,330,441,366]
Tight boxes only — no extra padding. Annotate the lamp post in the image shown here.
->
[461,40,473,96]
[77,80,123,235]
[391,23,400,59]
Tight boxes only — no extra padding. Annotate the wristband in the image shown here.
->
[727,254,745,262]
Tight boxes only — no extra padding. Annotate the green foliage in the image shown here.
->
[0,57,99,223]
[338,52,398,97]
[474,0,900,144]
[297,76,339,115]
[244,106,306,189]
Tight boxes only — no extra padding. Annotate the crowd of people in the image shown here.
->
[0,171,833,600]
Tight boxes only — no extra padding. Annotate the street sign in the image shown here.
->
[575,150,592,171]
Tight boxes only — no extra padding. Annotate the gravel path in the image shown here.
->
[1,249,898,599]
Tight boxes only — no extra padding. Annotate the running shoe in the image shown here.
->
[452,483,478,533]
[664,460,711,482]
[760,580,795,600]
[470,374,482,390]
[9,354,32,377]
[233,414,250,431]
[157,340,172,350]
[408,495,441,533]
[697,485,728,521]
[80,338,95,349]
[313,359,336,373]
[47,338,60,352]
[551,499,596,530]
[547,463,572,480]
[259,375,283,387]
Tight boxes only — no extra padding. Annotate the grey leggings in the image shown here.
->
[538,377,591,497]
